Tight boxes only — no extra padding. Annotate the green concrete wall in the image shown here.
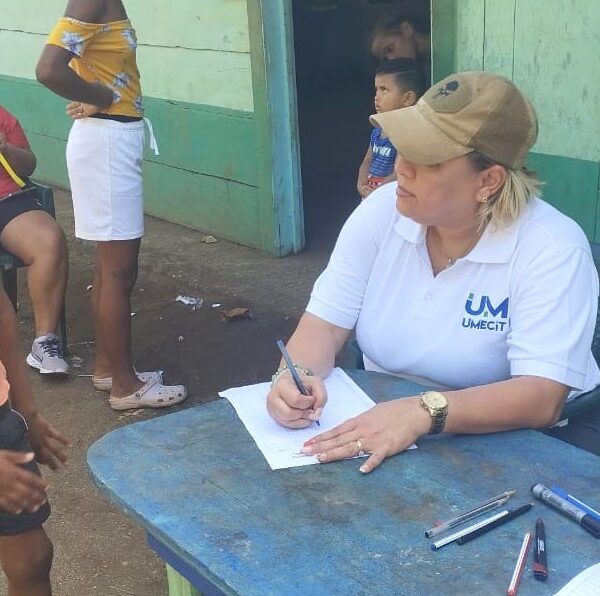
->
[0,0,291,252]
[436,0,600,241]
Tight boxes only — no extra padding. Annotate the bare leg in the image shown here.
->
[0,211,68,337]
[95,239,143,397]
[0,527,53,596]
[91,252,111,378]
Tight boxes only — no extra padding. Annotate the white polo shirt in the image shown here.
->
[307,183,600,394]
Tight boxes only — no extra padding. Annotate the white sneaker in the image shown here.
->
[109,381,187,411]
[26,334,69,375]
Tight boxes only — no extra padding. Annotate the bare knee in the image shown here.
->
[102,263,138,291]
[37,227,67,265]
[1,530,53,585]
[22,226,67,269]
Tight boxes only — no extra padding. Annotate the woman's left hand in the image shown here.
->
[66,101,99,119]
[301,397,431,473]
[25,411,71,471]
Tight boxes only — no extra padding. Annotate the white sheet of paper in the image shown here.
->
[219,367,415,470]
[555,563,600,596]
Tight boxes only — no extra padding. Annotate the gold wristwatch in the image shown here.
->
[419,391,448,435]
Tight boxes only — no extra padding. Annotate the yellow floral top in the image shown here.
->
[47,17,143,117]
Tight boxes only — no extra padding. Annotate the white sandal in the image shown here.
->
[92,370,163,392]
[109,380,187,411]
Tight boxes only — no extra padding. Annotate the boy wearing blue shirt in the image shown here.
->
[357,59,425,199]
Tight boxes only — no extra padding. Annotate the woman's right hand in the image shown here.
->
[267,373,328,429]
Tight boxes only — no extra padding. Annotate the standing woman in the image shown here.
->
[36,0,186,410]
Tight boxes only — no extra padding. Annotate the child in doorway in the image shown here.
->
[356,58,425,199]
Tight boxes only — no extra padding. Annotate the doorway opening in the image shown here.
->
[291,0,431,253]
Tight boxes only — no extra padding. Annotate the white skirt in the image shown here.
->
[66,117,147,241]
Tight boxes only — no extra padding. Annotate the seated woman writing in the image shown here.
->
[267,72,600,473]
[0,105,69,375]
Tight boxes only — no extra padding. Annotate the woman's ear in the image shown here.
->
[478,165,508,201]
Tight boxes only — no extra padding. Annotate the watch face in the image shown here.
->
[424,392,446,408]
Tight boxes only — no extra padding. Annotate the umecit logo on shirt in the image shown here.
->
[462,293,509,332]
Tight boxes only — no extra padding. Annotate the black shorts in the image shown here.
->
[0,401,50,535]
[0,188,43,237]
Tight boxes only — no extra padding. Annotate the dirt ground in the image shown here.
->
[0,186,344,596]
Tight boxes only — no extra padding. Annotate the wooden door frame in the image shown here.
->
[246,0,457,256]
[247,0,304,256]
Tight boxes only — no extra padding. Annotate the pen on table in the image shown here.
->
[533,517,548,581]
[550,485,600,524]
[507,532,532,596]
[276,339,319,426]
[455,503,533,545]
[425,490,516,538]
[531,483,600,538]
[430,510,509,550]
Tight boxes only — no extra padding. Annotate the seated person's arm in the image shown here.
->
[286,312,350,378]
[443,376,568,433]
[0,131,36,179]
[267,313,350,429]
[357,147,373,198]
[0,287,70,469]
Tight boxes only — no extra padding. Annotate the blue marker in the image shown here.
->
[276,340,319,426]
[551,486,600,524]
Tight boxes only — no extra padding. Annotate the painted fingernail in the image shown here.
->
[316,453,326,462]
[300,446,312,455]
[303,438,315,447]
[359,465,369,474]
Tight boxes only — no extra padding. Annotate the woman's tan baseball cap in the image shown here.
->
[370,71,538,169]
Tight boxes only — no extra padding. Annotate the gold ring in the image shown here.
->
[356,439,365,457]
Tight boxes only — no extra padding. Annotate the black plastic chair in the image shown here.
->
[345,242,600,420]
[0,182,67,350]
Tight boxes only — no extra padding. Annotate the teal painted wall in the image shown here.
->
[436,0,600,241]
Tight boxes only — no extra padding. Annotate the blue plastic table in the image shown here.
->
[87,370,600,595]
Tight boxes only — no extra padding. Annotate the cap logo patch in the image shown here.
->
[433,80,459,99]
[426,77,472,113]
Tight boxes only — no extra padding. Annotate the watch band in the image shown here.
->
[430,408,448,435]
[419,391,448,435]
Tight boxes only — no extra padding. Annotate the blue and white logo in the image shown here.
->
[462,293,509,331]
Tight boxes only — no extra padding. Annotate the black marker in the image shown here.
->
[455,503,533,545]
[533,517,548,581]
[531,484,600,539]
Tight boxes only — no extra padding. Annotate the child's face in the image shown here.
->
[374,74,415,113]
[371,33,416,60]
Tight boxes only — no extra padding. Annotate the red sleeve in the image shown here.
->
[0,106,30,150]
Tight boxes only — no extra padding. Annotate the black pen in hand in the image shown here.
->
[276,340,320,426]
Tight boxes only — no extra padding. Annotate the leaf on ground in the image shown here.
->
[218,307,253,322]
